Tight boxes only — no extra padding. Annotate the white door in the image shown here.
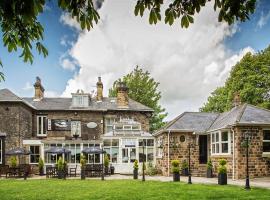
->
[119,147,137,173]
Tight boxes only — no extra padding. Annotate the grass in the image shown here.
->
[0,179,269,200]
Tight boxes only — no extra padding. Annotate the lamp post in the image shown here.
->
[188,140,192,184]
[244,131,251,190]
[142,139,145,182]
[101,143,105,181]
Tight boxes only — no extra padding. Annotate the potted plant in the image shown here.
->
[10,156,17,168]
[38,157,44,176]
[133,159,139,179]
[80,154,86,180]
[218,159,227,185]
[171,160,180,181]
[206,160,213,178]
[57,157,65,179]
[104,154,110,175]
[181,160,189,176]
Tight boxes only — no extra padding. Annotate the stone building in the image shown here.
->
[154,98,270,179]
[0,77,154,173]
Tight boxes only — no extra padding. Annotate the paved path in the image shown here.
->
[1,174,270,189]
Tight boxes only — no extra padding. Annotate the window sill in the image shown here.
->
[210,154,232,158]
[262,153,270,157]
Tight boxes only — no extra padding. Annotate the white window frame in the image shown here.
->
[72,95,89,107]
[0,139,2,164]
[29,145,40,164]
[211,130,231,155]
[105,117,116,133]
[37,116,47,137]
[71,121,81,137]
[263,129,270,154]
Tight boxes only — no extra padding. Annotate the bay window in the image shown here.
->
[37,116,47,136]
[263,130,270,153]
[211,131,230,155]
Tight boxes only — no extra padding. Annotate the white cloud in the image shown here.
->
[60,0,254,120]
[60,13,81,31]
[45,90,60,97]
[22,82,32,91]
[257,10,270,28]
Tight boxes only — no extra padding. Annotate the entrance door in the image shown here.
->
[121,147,136,163]
[199,135,208,164]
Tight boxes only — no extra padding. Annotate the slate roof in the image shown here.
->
[0,88,153,112]
[154,104,270,135]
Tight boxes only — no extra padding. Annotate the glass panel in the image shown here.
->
[263,142,270,152]
[95,154,100,163]
[216,143,220,154]
[38,117,42,135]
[215,132,219,142]
[122,148,128,163]
[139,139,146,147]
[147,139,154,146]
[212,144,215,154]
[139,147,146,162]
[76,144,80,164]
[147,148,154,162]
[104,139,111,146]
[130,148,136,163]
[70,144,76,163]
[221,132,228,141]
[263,130,270,140]
[211,134,215,142]
[132,125,140,130]
[112,139,119,146]
[111,147,118,163]
[222,143,228,153]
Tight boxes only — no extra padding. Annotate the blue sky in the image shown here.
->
[0,0,270,119]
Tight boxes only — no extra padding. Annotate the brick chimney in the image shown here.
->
[34,77,45,100]
[96,77,103,101]
[233,92,241,107]
[116,82,129,108]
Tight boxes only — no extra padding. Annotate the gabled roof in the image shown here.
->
[154,103,270,136]
[153,112,219,135]
[0,89,153,112]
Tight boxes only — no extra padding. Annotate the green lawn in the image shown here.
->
[0,179,270,200]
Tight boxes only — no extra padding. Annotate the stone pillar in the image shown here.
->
[34,77,45,100]
[116,82,129,108]
[96,77,103,101]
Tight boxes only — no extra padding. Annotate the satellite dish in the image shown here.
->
[87,122,97,129]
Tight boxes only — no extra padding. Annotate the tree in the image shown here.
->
[200,46,270,112]
[0,0,257,81]
[109,66,167,132]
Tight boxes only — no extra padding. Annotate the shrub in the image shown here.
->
[218,159,227,174]
[38,157,44,171]
[133,160,139,170]
[171,160,180,173]
[181,160,188,170]
[80,154,86,167]
[146,162,158,176]
[207,160,213,169]
[104,154,110,167]
[10,156,17,168]
[57,157,64,171]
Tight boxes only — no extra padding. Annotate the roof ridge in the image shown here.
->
[246,103,270,113]
[207,113,221,131]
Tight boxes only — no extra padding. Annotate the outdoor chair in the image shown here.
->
[69,165,77,177]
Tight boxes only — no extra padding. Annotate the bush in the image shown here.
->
[10,156,17,168]
[207,160,213,169]
[104,154,110,167]
[133,160,139,170]
[171,160,180,173]
[80,154,86,167]
[146,162,158,176]
[57,157,64,171]
[181,160,188,170]
[218,159,227,174]
[38,157,44,171]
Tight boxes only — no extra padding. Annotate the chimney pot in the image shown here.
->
[233,92,241,107]
[34,76,45,100]
[96,77,103,101]
[116,81,129,108]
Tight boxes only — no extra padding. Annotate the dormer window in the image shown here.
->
[72,90,90,107]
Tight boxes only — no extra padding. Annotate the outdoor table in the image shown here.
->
[8,167,20,177]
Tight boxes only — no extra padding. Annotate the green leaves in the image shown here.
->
[109,66,167,132]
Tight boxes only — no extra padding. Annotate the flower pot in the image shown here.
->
[182,168,189,176]
[173,172,180,182]
[206,168,213,178]
[81,166,85,180]
[110,166,115,175]
[39,169,44,176]
[218,173,227,185]
[133,169,138,179]
[58,170,65,179]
